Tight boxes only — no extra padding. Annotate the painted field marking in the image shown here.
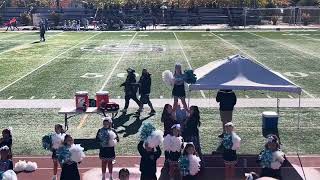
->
[288,95,294,99]
[7,96,13,99]
[248,32,320,60]
[266,95,272,99]
[121,34,133,37]
[245,95,250,98]
[52,96,56,99]
[30,96,35,99]
[0,32,64,56]
[138,34,149,37]
[0,32,101,93]
[173,32,206,99]
[77,114,89,129]
[99,32,138,91]
[210,32,315,98]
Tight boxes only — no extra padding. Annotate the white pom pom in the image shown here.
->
[163,135,172,151]
[69,144,86,163]
[51,133,65,150]
[231,133,241,150]
[170,136,182,152]
[162,70,174,87]
[14,160,27,172]
[146,130,163,148]
[25,161,38,172]
[188,155,201,175]
[108,130,117,147]
[2,170,17,180]
[273,151,285,163]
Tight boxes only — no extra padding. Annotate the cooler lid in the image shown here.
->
[262,111,278,117]
[75,91,88,95]
[96,91,109,95]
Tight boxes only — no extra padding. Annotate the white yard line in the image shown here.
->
[99,32,138,91]
[266,95,272,99]
[7,96,13,99]
[30,96,35,99]
[0,32,100,93]
[288,95,294,99]
[173,32,206,99]
[210,32,315,98]
[248,32,320,59]
[0,32,64,56]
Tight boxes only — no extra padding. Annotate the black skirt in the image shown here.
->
[52,149,58,159]
[261,168,282,179]
[99,147,116,160]
[60,162,80,180]
[223,149,237,164]
[182,175,197,180]
[172,84,186,98]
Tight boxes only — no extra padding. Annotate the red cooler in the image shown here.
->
[96,91,109,109]
[75,91,89,110]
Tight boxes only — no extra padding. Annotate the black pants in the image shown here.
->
[60,162,80,180]
[140,173,157,180]
[124,95,142,109]
[261,168,282,179]
[40,33,45,41]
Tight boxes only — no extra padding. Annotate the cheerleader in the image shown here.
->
[172,64,188,112]
[221,122,241,179]
[161,104,177,136]
[96,116,119,180]
[163,124,183,180]
[179,143,201,180]
[138,141,161,180]
[0,146,13,174]
[57,135,83,180]
[0,128,12,159]
[258,134,285,179]
[51,124,66,180]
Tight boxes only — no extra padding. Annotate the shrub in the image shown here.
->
[301,13,311,26]
[20,12,32,25]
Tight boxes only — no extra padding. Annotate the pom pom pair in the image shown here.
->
[108,131,117,147]
[188,154,201,175]
[162,70,174,87]
[51,133,65,150]
[183,70,197,84]
[231,132,241,150]
[271,151,285,170]
[42,133,53,150]
[14,160,37,172]
[163,135,182,152]
[139,123,163,148]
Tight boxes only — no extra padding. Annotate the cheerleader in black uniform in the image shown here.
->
[96,116,119,180]
[0,128,12,159]
[163,124,183,180]
[258,134,285,179]
[221,122,241,180]
[172,64,188,112]
[57,135,80,180]
[51,124,65,180]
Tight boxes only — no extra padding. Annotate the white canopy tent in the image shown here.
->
[188,54,303,130]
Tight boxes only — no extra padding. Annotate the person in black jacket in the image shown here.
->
[138,69,156,115]
[216,89,237,138]
[40,21,46,42]
[138,141,161,180]
[120,68,143,114]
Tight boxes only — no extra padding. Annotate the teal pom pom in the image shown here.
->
[42,133,53,150]
[139,122,156,141]
[57,146,71,164]
[183,70,197,84]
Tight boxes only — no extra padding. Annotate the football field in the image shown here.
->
[1,30,320,156]
[0,30,320,99]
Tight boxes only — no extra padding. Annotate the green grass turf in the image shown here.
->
[0,107,319,156]
[0,31,320,99]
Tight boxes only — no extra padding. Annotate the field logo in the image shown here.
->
[81,73,104,78]
[284,72,309,77]
[81,43,165,53]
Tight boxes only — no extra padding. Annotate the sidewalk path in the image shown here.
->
[0,98,319,109]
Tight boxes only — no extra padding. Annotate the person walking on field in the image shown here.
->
[216,89,237,138]
[138,69,156,115]
[40,22,46,42]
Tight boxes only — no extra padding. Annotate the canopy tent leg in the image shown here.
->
[277,95,280,115]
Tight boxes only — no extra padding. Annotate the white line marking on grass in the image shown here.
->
[267,95,272,98]
[52,96,56,99]
[210,32,315,98]
[7,96,13,99]
[0,32,101,93]
[245,95,250,98]
[248,32,320,60]
[30,96,35,99]
[173,32,206,99]
[99,32,138,91]
[288,95,294,99]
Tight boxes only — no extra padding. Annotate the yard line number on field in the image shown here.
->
[173,32,206,99]
[209,32,314,98]
[99,32,138,91]
[0,32,101,93]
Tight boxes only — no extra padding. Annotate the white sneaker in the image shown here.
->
[112,159,116,164]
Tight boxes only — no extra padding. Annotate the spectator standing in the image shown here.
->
[138,69,156,115]
[216,89,237,138]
